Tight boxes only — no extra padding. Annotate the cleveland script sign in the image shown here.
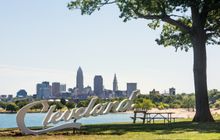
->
[16,90,139,135]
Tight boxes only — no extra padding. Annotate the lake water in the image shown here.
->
[0,113,133,128]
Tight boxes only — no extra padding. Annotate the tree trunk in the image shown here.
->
[192,35,214,122]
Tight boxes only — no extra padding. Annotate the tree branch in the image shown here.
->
[100,0,116,6]
[132,1,191,34]
[162,16,192,33]
[135,12,191,34]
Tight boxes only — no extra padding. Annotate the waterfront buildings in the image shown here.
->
[16,89,27,98]
[36,81,51,99]
[0,94,13,102]
[149,89,160,95]
[34,67,138,100]
[94,75,104,98]
[60,84,66,92]
[52,82,61,97]
[113,74,118,92]
[169,87,176,95]
[126,83,137,97]
[76,67,84,91]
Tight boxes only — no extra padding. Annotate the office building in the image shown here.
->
[36,81,51,99]
[94,75,104,98]
[126,83,137,97]
[60,84,66,92]
[76,67,84,90]
[113,74,118,92]
[52,82,61,97]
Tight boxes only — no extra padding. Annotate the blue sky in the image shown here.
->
[0,0,220,96]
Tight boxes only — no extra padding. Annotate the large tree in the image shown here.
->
[67,0,220,122]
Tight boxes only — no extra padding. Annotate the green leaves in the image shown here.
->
[68,0,112,15]
[156,23,192,51]
[134,98,154,110]
[68,0,220,50]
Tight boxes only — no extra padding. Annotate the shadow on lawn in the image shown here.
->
[77,121,220,135]
[1,121,220,137]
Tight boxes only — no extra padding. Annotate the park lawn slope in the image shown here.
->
[1,120,220,140]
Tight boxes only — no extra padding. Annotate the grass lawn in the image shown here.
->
[1,119,220,140]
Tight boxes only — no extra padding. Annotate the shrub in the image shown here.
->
[6,103,19,112]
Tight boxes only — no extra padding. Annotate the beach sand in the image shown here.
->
[128,108,220,119]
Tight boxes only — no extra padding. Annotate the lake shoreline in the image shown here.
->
[1,108,220,118]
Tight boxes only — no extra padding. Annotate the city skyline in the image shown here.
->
[0,1,220,96]
[1,66,177,96]
[27,66,137,99]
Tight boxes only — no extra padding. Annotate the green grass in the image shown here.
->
[1,119,220,140]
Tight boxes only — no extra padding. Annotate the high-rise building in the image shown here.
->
[36,83,43,99]
[126,83,137,97]
[76,67,84,90]
[36,81,51,99]
[52,82,61,97]
[60,84,66,92]
[94,75,104,98]
[113,74,118,92]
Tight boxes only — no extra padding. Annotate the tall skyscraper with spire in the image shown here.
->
[113,74,118,92]
[76,67,84,90]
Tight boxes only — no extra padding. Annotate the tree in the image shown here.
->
[0,102,7,109]
[66,102,76,109]
[68,0,220,122]
[77,100,90,107]
[182,95,195,111]
[60,98,67,105]
[16,101,29,109]
[6,103,19,112]
[55,102,64,110]
[49,101,65,110]
[156,102,169,110]
[142,99,155,110]
[134,99,154,110]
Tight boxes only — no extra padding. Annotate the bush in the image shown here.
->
[169,103,181,108]
[16,101,28,109]
[134,99,154,111]
[6,103,19,112]
[77,100,90,107]
[66,102,75,109]
[214,100,220,109]
[0,101,7,109]
[49,101,64,110]
[60,98,66,105]
[156,102,169,110]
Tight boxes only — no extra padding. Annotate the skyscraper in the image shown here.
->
[52,82,61,97]
[113,74,118,92]
[94,75,104,98]
[76,67,84,90]
[36,81,51,99]
[60,84,66,92]
[126,83,137,97]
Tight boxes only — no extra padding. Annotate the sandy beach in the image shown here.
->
[128,108,220,119]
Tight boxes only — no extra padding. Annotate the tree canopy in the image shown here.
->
[68,0,220,50]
